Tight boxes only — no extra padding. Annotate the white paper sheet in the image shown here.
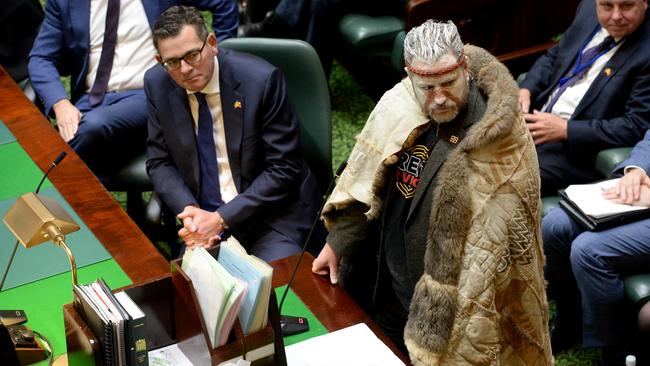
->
[285,323,405,366]
[564,178,648,217]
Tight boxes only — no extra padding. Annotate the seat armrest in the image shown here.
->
[595,147,633,179]
[625,274,650,305]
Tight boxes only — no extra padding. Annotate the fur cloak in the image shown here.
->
[322,45,552,365]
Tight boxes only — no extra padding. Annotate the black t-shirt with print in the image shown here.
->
[381,122,437,310]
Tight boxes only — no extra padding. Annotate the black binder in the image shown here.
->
[73,286,115,366]
[558,189,650,231]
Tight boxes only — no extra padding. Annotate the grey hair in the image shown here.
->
[403,20,464,66]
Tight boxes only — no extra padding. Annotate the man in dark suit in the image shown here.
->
[28,0,237,184]
[543,130,650,364]
[519,0,650,197]
[145,5,322,262]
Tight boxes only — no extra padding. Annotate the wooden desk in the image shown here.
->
[0,68,168,283]
[0,67,407,364]
[272,253,410,364]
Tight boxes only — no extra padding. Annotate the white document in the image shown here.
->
[181,247,235,347]
[149,344,193,366]
[564,178,648,217]
[285,323,405,366]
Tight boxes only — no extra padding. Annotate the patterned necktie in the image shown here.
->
[195,92,223,211]
[544,35,616,112]
[89,0,120,106]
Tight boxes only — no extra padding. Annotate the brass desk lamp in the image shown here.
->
[3,193,80,285]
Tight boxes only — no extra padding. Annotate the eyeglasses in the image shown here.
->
[161,38,207,71]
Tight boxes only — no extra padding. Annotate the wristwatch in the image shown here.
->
[219,214,229,230]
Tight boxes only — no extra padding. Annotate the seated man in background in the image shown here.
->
[519,0,650,197]
[28,0,237,185]
[145,6,322,262]
[312,20,551,365]
[238,0,406,76]
[543,130,650,365]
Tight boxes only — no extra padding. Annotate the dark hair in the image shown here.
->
[152,5,208,50]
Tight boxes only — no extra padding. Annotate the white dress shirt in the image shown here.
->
[543,28,623,119]
[187,56,239,203]
[86,0,157,92]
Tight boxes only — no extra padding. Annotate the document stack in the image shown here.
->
[73,279,148,366]
[217,238,273,335]
[181,246,248,347]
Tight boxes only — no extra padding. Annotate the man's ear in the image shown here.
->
[155,54,162,64]
[208,33,219,55]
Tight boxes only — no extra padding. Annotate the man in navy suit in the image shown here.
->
[543,130,650,363]
[519,0,650,197]
[145,5,322,262]
[28,0,237,184]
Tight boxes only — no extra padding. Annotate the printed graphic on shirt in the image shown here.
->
[395,144,430,198]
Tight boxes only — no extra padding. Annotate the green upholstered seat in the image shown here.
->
[220,37,333,191]
[541,196,561,218]
[595,147,634,179]
[625,274,650,304]
[107,154,152,192]
[338,14,404,48]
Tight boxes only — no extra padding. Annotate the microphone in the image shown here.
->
[0,151,67,291]
[278,161,347,336]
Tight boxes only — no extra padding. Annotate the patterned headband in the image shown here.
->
[406,54,466,77]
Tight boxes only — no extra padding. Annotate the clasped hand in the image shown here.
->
[602,168,650,207]
[177,205,224,249]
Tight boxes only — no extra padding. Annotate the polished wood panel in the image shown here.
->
[271,253,410,364]
[0,68,168,283]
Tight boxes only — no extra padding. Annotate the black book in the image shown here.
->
[558,188,650,231]
[114,291,148,366]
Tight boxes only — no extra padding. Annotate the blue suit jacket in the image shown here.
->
[144,48,321,248]
[28,0,238,114]
[520,0,650,174]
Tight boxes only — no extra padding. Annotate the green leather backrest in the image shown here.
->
[595,147,634,179]
[220,38,333,192]
[338,14,405,47]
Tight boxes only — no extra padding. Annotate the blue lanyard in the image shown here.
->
[558,26,620,87]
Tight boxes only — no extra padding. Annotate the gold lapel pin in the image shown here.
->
[450,135,459,144]
[604,68,612,77]
[234,101,242,109]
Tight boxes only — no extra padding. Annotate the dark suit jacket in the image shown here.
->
[144,48,321,248]
[28,0,238,114]
[520,0,650,181]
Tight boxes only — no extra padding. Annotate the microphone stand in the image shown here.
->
[0,152,67,291]
[278,161,346,336]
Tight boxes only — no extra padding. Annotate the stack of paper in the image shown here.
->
[218,238,273,335]
[181,247,248,347]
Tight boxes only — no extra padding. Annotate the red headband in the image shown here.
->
[406,55,465,77]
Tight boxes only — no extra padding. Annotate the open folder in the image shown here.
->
[559,178,650,231]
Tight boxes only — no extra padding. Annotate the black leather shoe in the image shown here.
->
[238,12,293,38]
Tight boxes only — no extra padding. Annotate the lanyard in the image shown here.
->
[558,26,620,87]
